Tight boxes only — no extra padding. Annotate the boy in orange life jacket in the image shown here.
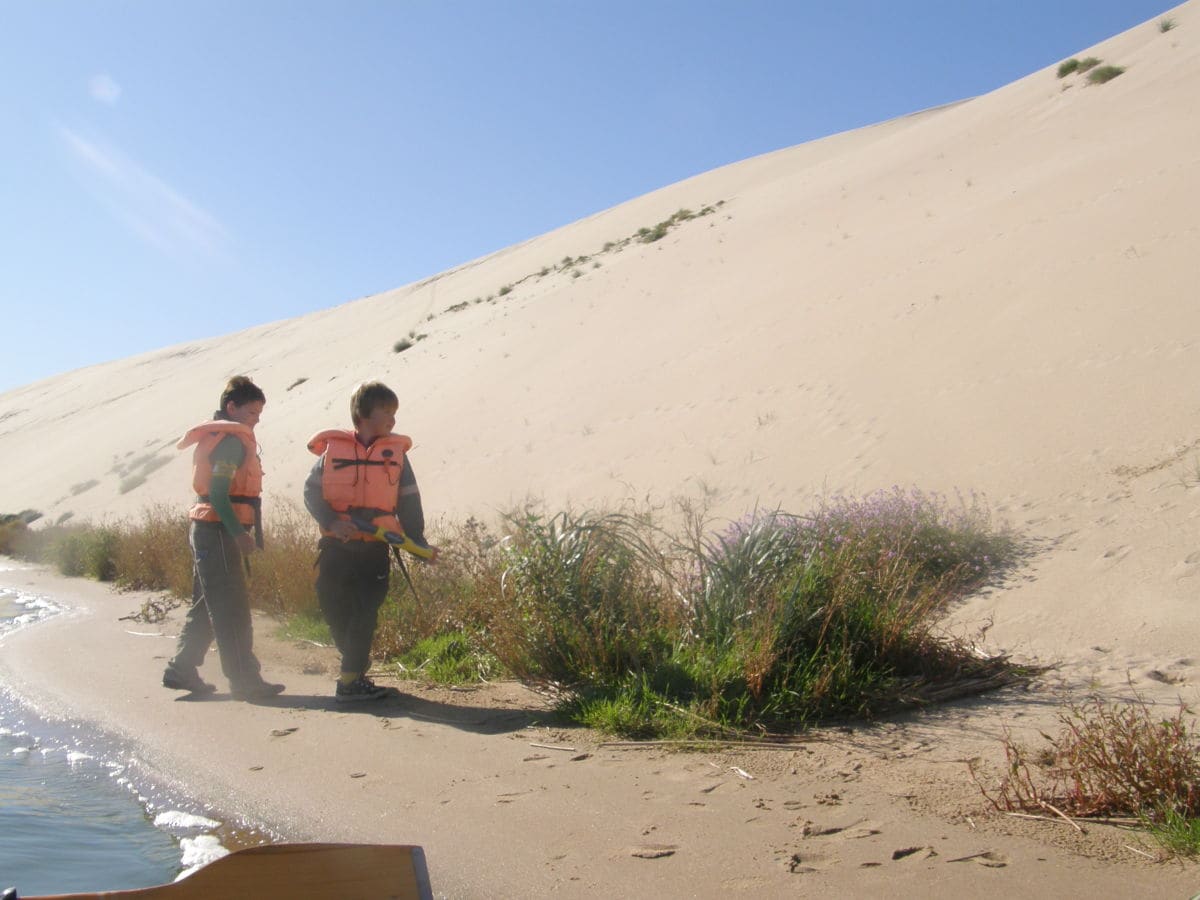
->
[163,375,285,702]
[303,381,438,703]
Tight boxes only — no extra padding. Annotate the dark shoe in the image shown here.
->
[335,675,389,703]
[162,666,217,695]
[231,679,286,702]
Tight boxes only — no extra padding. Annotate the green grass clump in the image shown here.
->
[278,610,332,645]
[1159,18,1176,33]
[1076,56,1102,74]
[1149,806,1200,857]
[975,693,1200,856]
[1057,58,1080,78]
[492,510,676,689]
[487,491,1022,737]
[1087,65,1125,85]
[395,632,499,684]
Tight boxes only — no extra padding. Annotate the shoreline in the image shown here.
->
[1,564,1196,898]
[0,568,279,887]
[0,686,274,886]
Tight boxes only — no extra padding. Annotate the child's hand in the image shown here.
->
[235,531,258,555]
[330,520,358,541]
[426,545,441,563]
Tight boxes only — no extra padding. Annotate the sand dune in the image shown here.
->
[2,4,1199,895]
[5,2,1197,667]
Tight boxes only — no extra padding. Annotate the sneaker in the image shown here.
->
[230,679,286,702]
[162,666,217,695]
[335,675,390,703]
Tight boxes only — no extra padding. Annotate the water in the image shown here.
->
[0,575,260,894]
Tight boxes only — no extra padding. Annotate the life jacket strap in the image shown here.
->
[330,457,396,471]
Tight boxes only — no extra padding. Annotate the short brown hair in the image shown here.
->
[350,381,398,426]
[219,375,265,411]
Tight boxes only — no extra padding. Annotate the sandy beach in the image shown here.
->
[3,3,1200,896]
[0,564,1196,898]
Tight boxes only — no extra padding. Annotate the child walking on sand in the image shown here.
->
[304,381,437,702]
[163,375,285,702]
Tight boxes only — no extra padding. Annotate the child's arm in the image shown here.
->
[303,457,356,540]
[210,435,255,554]
[397,458,427,546]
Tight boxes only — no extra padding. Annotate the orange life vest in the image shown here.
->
[177,420,263,526]
[307,429,412,539]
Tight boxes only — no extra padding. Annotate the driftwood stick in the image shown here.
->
[529,743,577,752]
[1038,800,1085,834]
[1123,844,1156,859]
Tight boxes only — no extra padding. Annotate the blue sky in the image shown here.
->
[0,0,1178,393]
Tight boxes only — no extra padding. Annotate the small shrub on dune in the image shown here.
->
[1159,18,1176,33]
[1057,58,1080,78]
[1076,56,1102,74]
[1087,65,1125,85]
[975,692,1200,855]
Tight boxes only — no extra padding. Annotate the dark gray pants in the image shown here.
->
[315,539,390,676]
[169,521,263,687]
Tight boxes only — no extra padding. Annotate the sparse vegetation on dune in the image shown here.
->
[412,201,727,350]
[973,691,1200,858]
[1057,55,1124,86]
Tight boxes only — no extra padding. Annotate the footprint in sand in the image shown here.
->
[1094,545,1132,568]
[801,819,882,841]
[891,846,937,862]
[785,848,835,874]
[948,850,1008,868]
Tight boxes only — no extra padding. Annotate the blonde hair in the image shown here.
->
[350,381,398,426]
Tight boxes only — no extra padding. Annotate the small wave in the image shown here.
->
[0,588,63,637]
[154,810,221,831]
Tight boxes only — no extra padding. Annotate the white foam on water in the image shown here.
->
[0,586,63,637]
[12,746,30,755]
[66,750,94,765]
[176,834,230,879]
[154,810,222,831]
